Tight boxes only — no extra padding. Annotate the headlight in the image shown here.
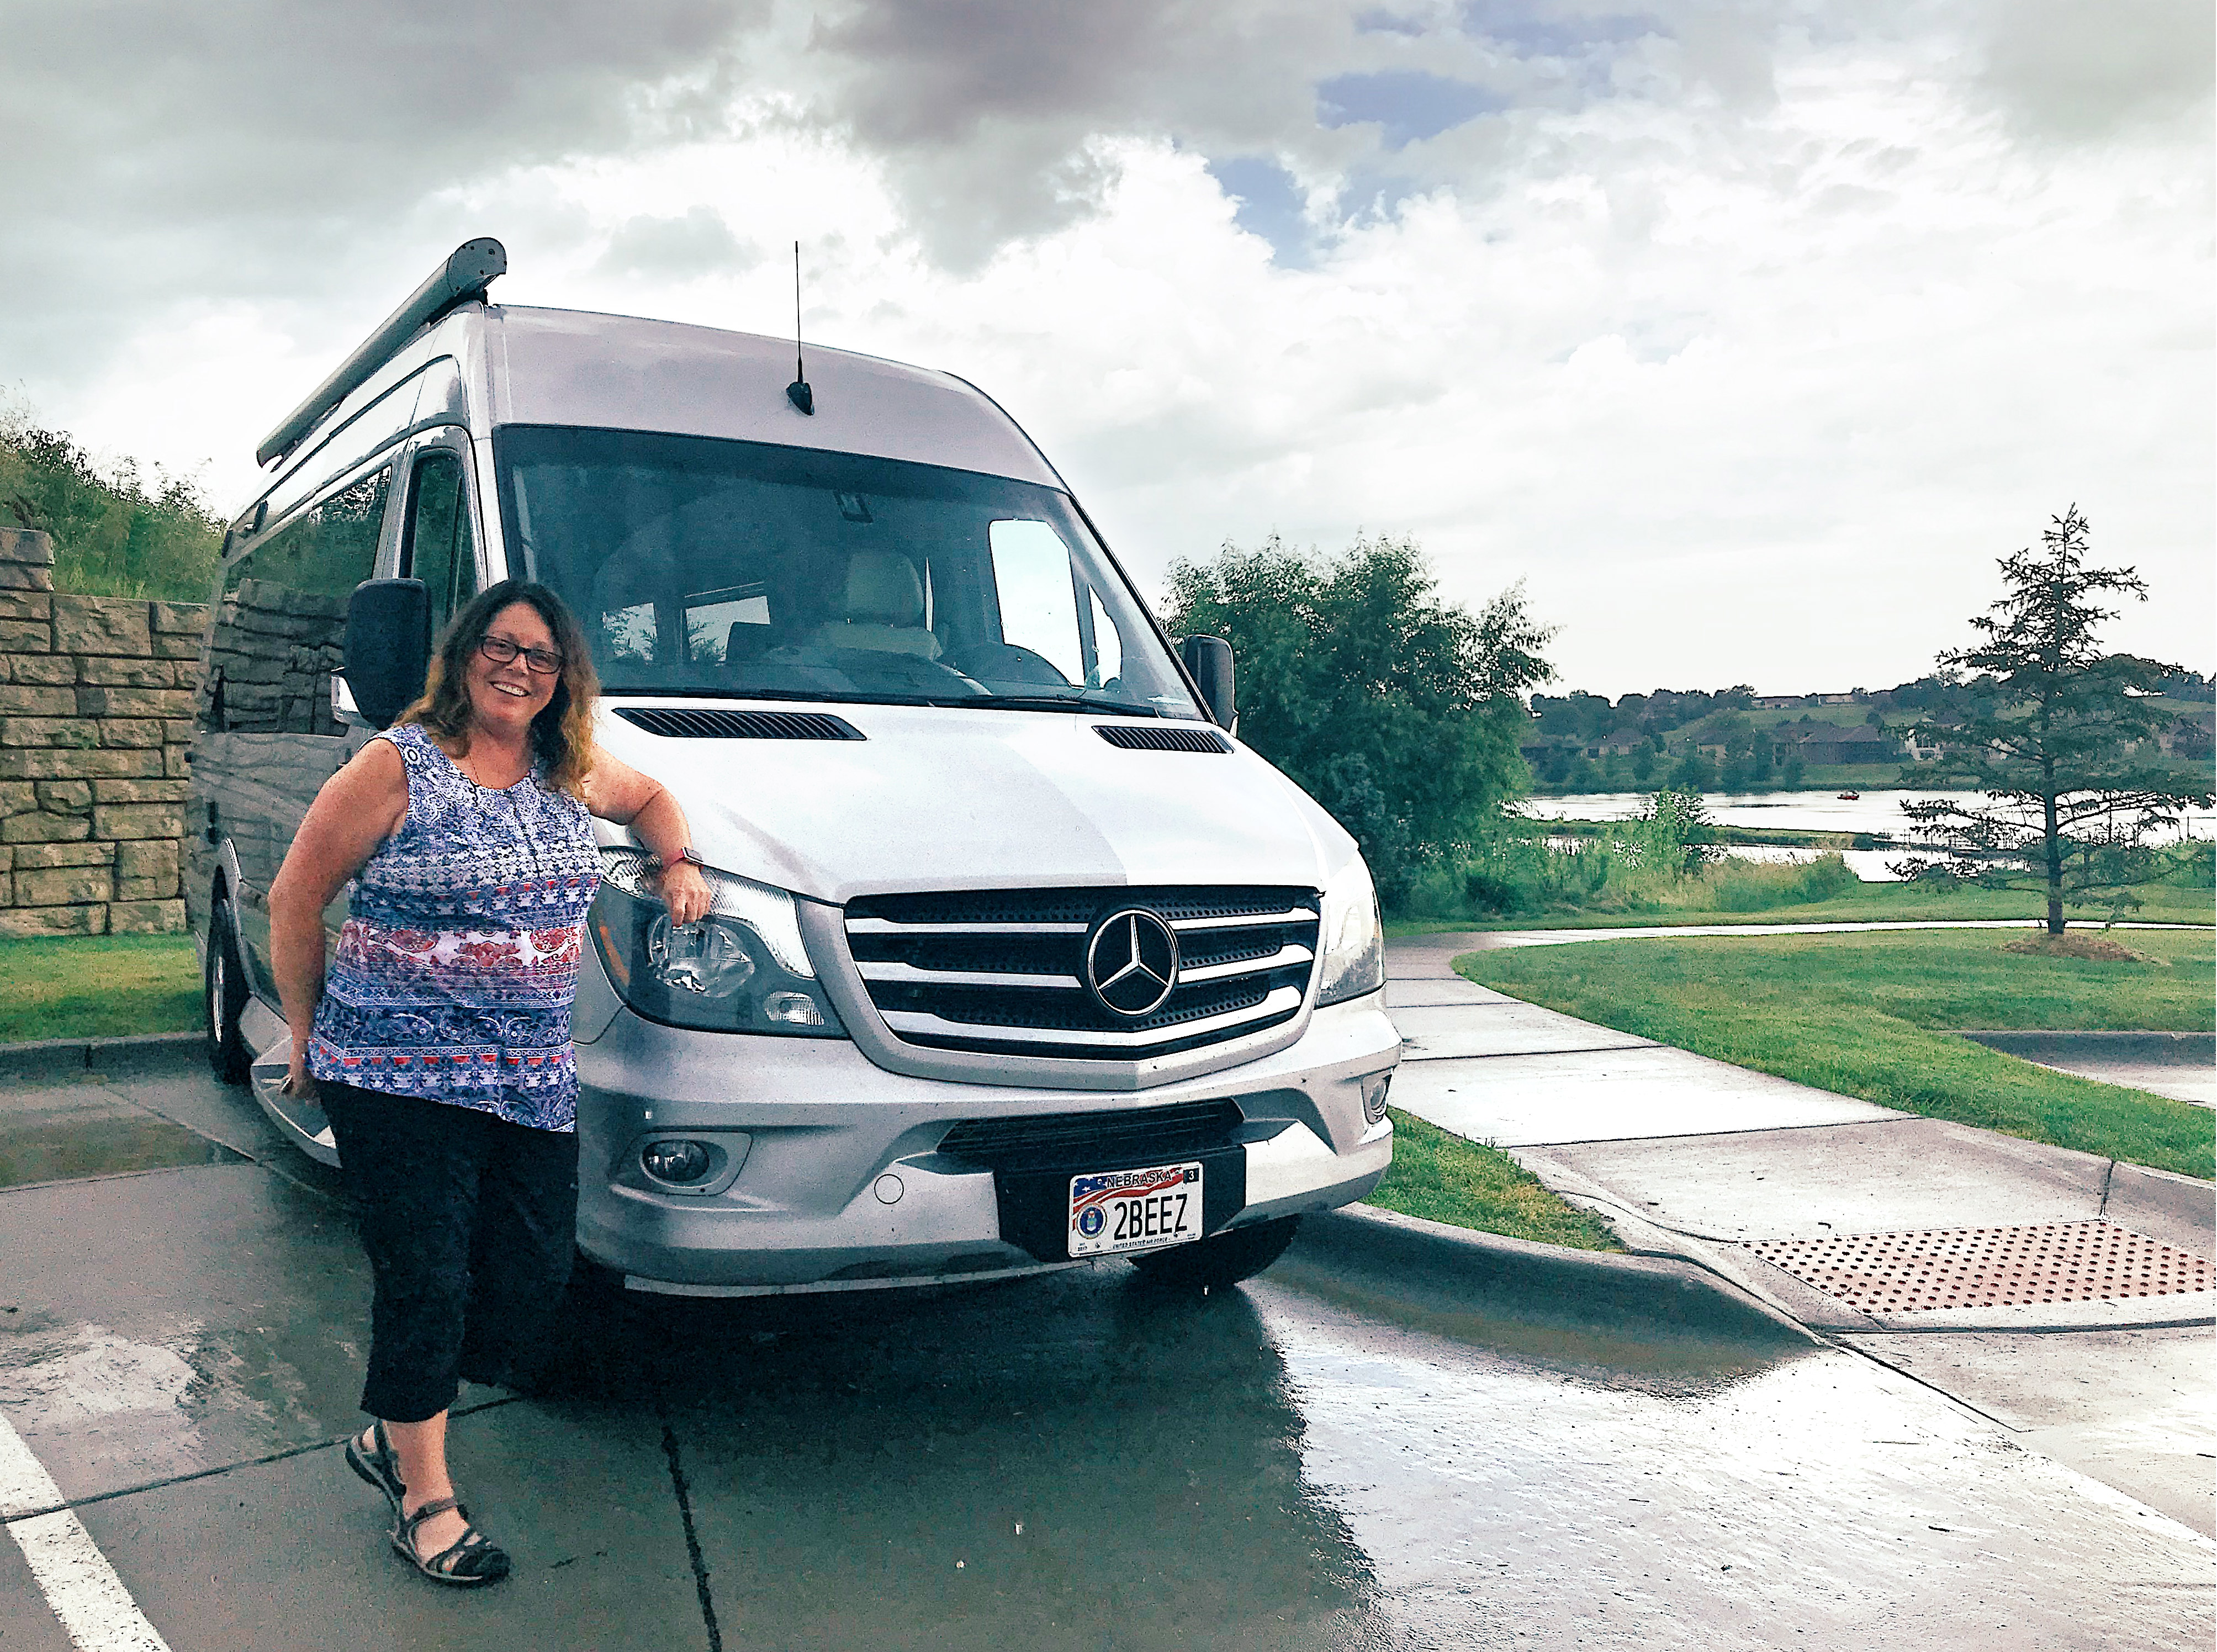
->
[590,849,845,1037]
[1314,855,1384,1007]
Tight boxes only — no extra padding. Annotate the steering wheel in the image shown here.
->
[944,642,1072,689]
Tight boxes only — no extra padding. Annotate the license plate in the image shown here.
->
[1068,1162,1203,1257]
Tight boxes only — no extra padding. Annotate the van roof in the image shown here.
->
[488,305,1063,488]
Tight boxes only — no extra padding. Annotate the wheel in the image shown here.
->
[1126,1216,1301,1290]
[204,899,251,1084]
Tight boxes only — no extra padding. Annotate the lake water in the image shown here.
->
[1523,791,2214,883]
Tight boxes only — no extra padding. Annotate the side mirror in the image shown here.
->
[343,579,430,729]
[1179,634,1236,730]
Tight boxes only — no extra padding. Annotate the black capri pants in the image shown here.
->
[321,1082,579,1423]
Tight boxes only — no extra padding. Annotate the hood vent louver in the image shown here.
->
[613,707,864,741]
[1094,724,1232,753]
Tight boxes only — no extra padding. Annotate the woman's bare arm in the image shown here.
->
[586,752,712,925]
[268,739,410,1088]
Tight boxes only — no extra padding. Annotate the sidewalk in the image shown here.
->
[1383,929,2217,1536]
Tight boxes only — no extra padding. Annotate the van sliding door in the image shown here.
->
[195,463,395,996]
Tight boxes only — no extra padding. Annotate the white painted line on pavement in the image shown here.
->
[1,1410,172,1652]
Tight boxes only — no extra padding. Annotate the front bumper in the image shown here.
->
[574,991,1400,1291]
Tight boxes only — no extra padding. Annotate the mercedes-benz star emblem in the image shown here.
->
[1085,909,1180,1018]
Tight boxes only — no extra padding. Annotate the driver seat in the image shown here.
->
[809,551,941,658]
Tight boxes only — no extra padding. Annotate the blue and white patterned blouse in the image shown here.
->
[308,723,601,1131]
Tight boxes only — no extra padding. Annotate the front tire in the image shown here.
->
[204,900,250,1084]
[1126,1216,1301,1290]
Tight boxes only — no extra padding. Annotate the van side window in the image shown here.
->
[600,601,658,664]
[988,520,1086,686]
[684,585,769,666]
[403,450,475,638]
[202,465,392,736]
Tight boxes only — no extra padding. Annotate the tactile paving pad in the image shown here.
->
[1747,1220,2213,1314]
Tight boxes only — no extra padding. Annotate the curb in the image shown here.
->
[1281,1202,1813,1348]
[0,1031,204,1083]
[1956,1030,2215,1065]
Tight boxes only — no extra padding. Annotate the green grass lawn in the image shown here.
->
[1457,927,2215,1179]
[1366,1108,1622,1251]
[0,933,202,1045]
[1389,880,2215,935]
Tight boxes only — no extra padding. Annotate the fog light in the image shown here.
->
[764,990,826,1027]
[641,1139,712,1184]
[1360,1072,1391,1126]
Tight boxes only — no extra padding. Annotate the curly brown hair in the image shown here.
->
[399,580,599,799]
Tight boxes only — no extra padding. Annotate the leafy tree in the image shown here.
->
[1163,533,1554,902]
[1666,744,1714,791]
[1630,744,1657,784]
[1893,506,2213,933]
[0,404,224,600]
[1634,787,1721,872]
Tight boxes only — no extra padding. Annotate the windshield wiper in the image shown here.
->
[960,694,1166,718]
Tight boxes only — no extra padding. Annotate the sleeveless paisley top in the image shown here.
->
[308,723,602,1130]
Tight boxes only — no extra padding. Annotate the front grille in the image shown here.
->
[612,706,864,740]
[845,884,1319,1061]
[1094,724,1232,753]
[938,1098,1245,1172]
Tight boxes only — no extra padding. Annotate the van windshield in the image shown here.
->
[495,426,1201,718]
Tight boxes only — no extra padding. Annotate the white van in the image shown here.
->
[189,240,1398,1294]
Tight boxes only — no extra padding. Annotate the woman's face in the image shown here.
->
[464,601,562,740]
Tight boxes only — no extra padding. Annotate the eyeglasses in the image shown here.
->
[477,634,564,675]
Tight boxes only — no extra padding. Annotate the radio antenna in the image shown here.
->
[786,240,814,415]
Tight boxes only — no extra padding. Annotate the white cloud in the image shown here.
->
[7,0,2209,695]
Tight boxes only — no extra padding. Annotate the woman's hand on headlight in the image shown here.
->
[660,861,714,926]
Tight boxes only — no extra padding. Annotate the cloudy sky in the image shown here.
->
[2,0,2209,696]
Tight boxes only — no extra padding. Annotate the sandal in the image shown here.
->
[345,1421,405,1518]
[391,1496,511,1586]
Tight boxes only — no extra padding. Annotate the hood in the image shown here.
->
[591,700,1355,903]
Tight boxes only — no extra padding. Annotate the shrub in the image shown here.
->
[1709,853,1861,912]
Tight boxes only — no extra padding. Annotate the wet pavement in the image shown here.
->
[2,1055,2213,1649]
[1384,931,2217,1542]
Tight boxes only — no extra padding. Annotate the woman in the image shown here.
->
[268,580,710,1586]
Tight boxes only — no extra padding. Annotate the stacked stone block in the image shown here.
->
[0,528,207,938]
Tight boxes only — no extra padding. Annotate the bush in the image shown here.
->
[2161,840,2215,889]
[0,405,224,600]
[1391,795,1880,922]
[1710,854,1861,912]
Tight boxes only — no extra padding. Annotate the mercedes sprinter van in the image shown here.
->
[189,239,1398,1295]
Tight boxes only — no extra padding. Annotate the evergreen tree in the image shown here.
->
[1894,507,2211,933]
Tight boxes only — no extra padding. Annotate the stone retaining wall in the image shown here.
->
[0,528,207,938]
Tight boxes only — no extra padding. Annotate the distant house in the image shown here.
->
[1751,694,1805,711]
[1787,723,1902,766]
[1594,729,1648,759]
